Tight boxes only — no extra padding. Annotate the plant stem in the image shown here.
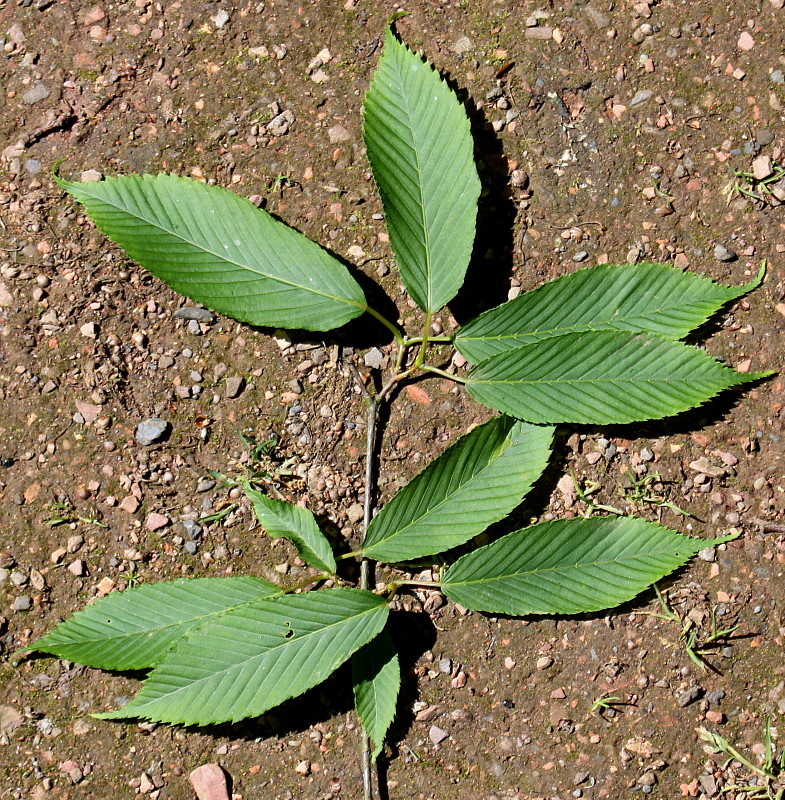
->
[360,389,378,800]
[420,364,466,383]
[364,305,405,347]
[412,311,432,370]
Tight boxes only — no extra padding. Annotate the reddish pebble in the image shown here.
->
[189,764,230,800]
[146,512,170,531]
[705,710,725,724]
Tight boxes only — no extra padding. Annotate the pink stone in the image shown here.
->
[189,764,230,800]
[737,31,755,51]
[119,495,140,513]
[146,512,169,531]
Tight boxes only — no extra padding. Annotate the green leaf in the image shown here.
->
[363,28,480,313]
[29,577,282,670]
[442,516,719,615]
[56,173,366,331]
[97,588,389,726]
[466,331,770,425]
[242,481,336,574]
[360,416,553,562]
[352,630,400,761]
[455,263,764,363]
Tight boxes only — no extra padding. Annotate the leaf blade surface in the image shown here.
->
[30,577,282,670]
[360,417,553,562]
[456,263,763,363]
[57,173,366,331]
[442,517,715,615]
[242,481,336,574]
[352,630,400,761]
[466,331,769,425]
[363,29,480,312]
[97,588,388,725]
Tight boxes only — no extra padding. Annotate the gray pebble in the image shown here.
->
[22,84,50,105]
[438,657,452,674]
[364,348,385,368]
[582,4,610,28]
[184,540,198,555]
[676,685,703,707]
[224,376,245,399]
[181,519,202,538]
[12,596,32,611]
[288,378,303,394]
[25,159,41,174]
[174,307,215,323]
[757,129,775,146]
[771,69,785,84]
[10,571,27,586]
[187,319,202,336]
[0,568,8,585]
[697,547,716,562]
[713,244,737,262]
[573,250,589,262]
[135,417,171,446]
[196,479,216,493]
[629,89,653,107]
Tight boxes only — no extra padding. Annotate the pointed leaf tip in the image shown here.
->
[364,31,480,312]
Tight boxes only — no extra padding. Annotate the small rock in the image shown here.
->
[146,513,170,532]
[267,110,295,136]
[294,760,310,775]
[536,656,553,670]
[573,250,589,262]
[22,84,51,105]
[525,26,553,39]
[80,322,99,339]
[224,376,245,399]
[139,773,154,794]
[347,503,364,524]
[689,457,725,478]
[582,4,610,27]
[327,125,352,143]
[752,155,773,181]
[697,547,716,562]
[190,764,230,800]
[174,307,215,323]
[196,479,216,493]
[676,685,703,707]
[75,400,102,425]
[0,705,24,735]
[67,560,86,577]
[80,169,103,183]
[429,725,449,745]
[0,282,14,307]
[135,418,170,445]
[12,596,32,612]
[119,495,140,514]
[364,348,385,368]
[629,89,653,106]
[210,8,230,27]
[713,244,737,262]
[450,36,473,54]
[737,31,755,51]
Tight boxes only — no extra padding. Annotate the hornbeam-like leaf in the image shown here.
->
[363,28,480,313]
[56,173,367,331]
[442,517,724,615]
[29,577,282,670]
[96,588,388,726]
[455,263,764,363]
[361,416,553,562]
[242,481,336,574]
[466,331,771,425]
[352,630,400,761]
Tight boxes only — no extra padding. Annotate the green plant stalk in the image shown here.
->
[364,305,405,347]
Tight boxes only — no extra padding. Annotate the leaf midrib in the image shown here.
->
[139,599,384,703]
[385,57,433,310]
[57,586,284,651]
[363,435,512,553]
[458,297,726,345]
[68,180,367,312]
[447,548,697,587]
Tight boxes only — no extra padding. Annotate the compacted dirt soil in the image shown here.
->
[2,0,785,798]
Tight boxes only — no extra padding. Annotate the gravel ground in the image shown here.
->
[1,1,785,798]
